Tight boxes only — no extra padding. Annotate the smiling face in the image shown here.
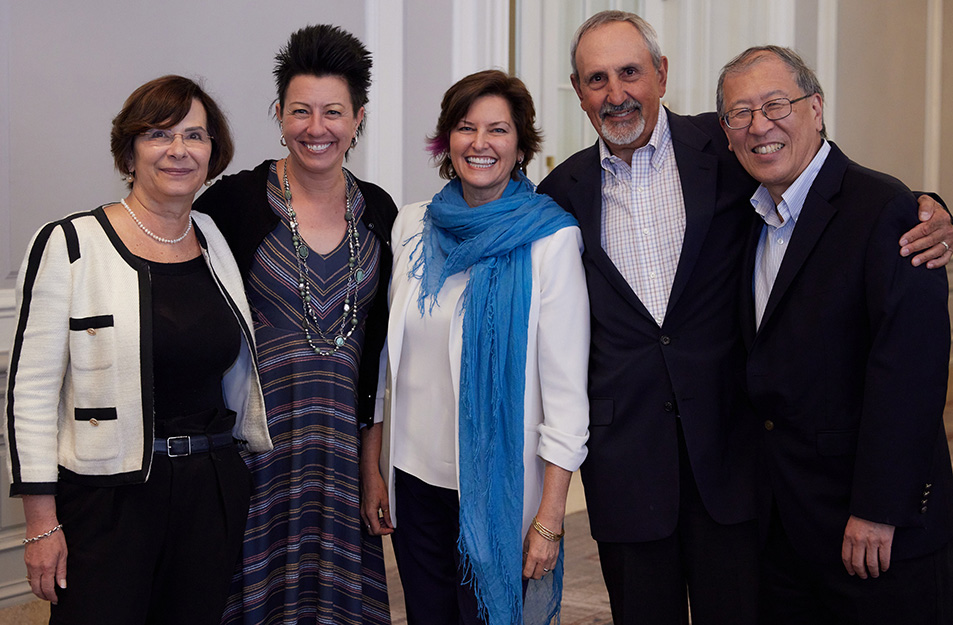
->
[448,94,523,207]
[129,98,211,206]
[571,21,668,163]
[720,54,824,204]
[279,74,364,177]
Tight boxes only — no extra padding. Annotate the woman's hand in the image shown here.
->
[522,462,572,580]
[522,522,560,580]
[22,495,67,603]
[359,422,393,536]
[360,469,393,536]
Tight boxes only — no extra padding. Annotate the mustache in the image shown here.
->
[600,99,641,119]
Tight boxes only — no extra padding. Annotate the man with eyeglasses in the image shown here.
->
[717,45,953,624]
[536,10,952,625]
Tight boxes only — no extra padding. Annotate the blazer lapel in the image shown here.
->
[740,215,763,348]
[667,112,718,314]
[567,143,655,319]
[757,144,848,333]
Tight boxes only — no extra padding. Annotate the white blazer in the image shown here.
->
[378,201,590,536]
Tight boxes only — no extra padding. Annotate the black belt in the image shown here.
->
[153,431,235,457]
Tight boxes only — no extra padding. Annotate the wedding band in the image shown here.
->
[542,568,551,572]
[942,241,949,251]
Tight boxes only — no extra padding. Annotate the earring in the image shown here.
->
[124,173,135,183]
[280,135,287,147]
[350,136,357,149]
[204,179,213,187]
[279,123,287,147]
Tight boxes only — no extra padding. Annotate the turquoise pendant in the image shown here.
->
[297,245,309,259]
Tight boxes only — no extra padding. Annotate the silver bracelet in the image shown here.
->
[22,524,62,545]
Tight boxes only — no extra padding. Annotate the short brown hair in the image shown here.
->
[111,75,234,184]
[428,70,542,181]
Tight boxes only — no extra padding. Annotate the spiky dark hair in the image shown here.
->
[273,24,372,137]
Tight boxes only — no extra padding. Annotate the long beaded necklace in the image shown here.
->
[120,198,192,244]
[282,161,363,356]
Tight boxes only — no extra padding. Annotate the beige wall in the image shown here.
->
[834,0,930,191]
[834,0,951,201]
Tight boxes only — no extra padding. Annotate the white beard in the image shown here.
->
[601,112,645,146]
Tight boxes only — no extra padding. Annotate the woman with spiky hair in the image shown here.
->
[195,24,396,625]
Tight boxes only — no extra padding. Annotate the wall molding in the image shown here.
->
[816,0,839,139]
[0,1,12,291]
[0,287,13,382]
[452,0,510,80]
[924,0,942,191]
[364,0,405,206]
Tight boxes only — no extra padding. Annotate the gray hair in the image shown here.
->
[716,45,826,138]
[570,10,663,79]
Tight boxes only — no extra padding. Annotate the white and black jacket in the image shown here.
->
[3,207,272,497]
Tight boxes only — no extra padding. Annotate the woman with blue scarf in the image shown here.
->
[361,70,590,625]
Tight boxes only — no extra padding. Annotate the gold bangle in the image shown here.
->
[532,516,564,542]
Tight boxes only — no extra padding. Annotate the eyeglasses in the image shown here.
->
[139,128,213,147]
[721,94,815,130]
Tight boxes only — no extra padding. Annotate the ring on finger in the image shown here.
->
[942,241,949,251]
[542,568,551,573]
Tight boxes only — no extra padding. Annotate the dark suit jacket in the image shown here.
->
[741,142,953,563]
[537,110,760,542]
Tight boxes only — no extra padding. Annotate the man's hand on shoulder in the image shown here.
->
[899,195,953,268]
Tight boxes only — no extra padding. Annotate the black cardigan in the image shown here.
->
[194,160,397,426]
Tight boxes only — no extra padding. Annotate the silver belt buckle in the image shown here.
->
[166,435,191,457]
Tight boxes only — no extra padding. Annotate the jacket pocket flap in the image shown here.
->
[816,429,858,457]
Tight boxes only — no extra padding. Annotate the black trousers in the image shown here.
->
[49,449,251,625]
[760,504,953,625]
[597,421,759,625]
[392,468,483,625]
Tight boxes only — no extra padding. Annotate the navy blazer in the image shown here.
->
[537,110,760,542]
[741,142,953,563]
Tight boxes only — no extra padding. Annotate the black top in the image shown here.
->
[146,255,240,436]
[194,160,398,425]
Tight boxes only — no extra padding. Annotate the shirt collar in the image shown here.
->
[599,106,671,175]
[751,139,831,228]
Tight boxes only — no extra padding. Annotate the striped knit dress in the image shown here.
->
[221,164,390,625]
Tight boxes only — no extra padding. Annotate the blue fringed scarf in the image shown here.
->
[409,173,577,625]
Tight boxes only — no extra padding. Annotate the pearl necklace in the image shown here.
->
[120,198,192,244]
[283,162,363,356]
